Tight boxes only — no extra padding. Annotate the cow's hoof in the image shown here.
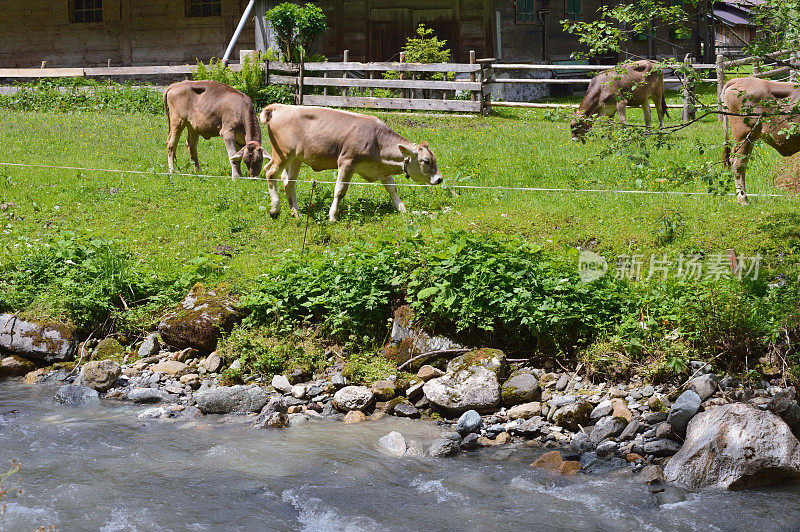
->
[290,209,300,219]
[270,211,280,220]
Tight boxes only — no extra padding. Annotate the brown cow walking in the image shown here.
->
[163,80,269,178]
[571,60,667,140]
[259,104,443,222]
[722,77,800,205]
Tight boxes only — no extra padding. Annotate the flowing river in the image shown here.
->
[2,381,800,531]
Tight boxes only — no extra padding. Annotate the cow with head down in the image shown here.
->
[259,104,443,222]
[722,76,800,205]
[163,80,269,178]
[571,60,667,140]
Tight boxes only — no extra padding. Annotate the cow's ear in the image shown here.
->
[398,144,414,156]
[259,146,271,160]
[230,147,245,164]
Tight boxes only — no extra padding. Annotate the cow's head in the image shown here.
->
[231,141,270,177]
[398,142,443,186]
[570,112,592,141]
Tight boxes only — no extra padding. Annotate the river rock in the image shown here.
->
[461,432,480,450]
[252,397,289,428]
[344,410,367,423]
[590,415,627,444]
[688,373,719,402]
[0,355,36,378]
[423,349,506,414]
[384,305,463,368]
[158,283,241,353]
[127,387,168,403]
[151,360,189,377]
[0,314,76,363]
[53,384,99,406]
[591,400,613,419]
[333,386,374,412]
[638,464,664,485]
[610,398,633,422]
[204,351,223,373]
[664,403,800,490]
[501,372,540,406]
[77,359,121,392]
[429,437,460,457]
[666,390,701,436]
[370,380,396,402]
[138,333,160,358]
[456,409,482,436]
[516,416,545,437]
[194,385,268,414]
[507,401,542,420]
[392,401,420,418]
[271,374,292,393]
[643,439,681,457]
[417,365,444,382]
[378,431,407,456]
[92,338,124,361]
[552,400,593,431]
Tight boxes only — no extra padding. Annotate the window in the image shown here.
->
[565,0,582,21]
[72,0,102,23]
[517,0,537,23]
[187,0,221,17]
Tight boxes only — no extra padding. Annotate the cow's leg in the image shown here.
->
[730,138,754,205]
[264,157,289,219]
[642,102,652,130]
[166,119,185,173]
[654,93,665,129]
[615,100,628,125]
[381,176,406,214]
[283,159,302,218]
[329,164,354,223]
[186,129,201,173]
[221,130,241,179]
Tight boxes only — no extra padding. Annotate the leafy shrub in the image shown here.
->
[342,351,397,384]
[217,326,325,379]
[193,52,294,108]
[0,78,163,114]
[267,2,327,62]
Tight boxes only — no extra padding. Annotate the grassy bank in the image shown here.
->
[0,102,798,384]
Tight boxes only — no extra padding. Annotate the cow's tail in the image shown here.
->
[661,89,669,118]
[723,112,732,168]
[259,103,277,124]
[163,85,171,130]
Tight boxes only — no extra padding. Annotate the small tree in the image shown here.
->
[266,2,327,63]
[402,24,451,65]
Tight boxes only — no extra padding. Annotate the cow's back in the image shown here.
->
[165,80,259,141]
[264,105,401,170]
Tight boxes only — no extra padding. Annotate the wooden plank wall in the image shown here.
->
[0,0,256,68]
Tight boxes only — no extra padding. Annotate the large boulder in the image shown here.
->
[0,355,36,378]
[664,403,800,490]
[194,385,268,414]
[332,386,375,412]
[77,359,121,392]
[0,314,76,363]
[382,305,463,368]
[666,390,702,436]
[501,372,540,406]
[422,349,506,414]
[158,283,241,353]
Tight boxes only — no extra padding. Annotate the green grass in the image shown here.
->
[0,106,796,291]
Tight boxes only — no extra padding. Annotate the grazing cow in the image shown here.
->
[722,77,800,205]
[258,104,443,222]
[570,60,667,140]
[163,80,269,178]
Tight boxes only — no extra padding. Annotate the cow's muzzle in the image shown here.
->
[430,174,443,186]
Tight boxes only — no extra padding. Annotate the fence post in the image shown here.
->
[480,60,493,116]
[297,51,304,105]
[342,49,349,98]
[716,53,725,122]
[682,53,696,122]
[399,52,406,99]
[469,50,476,103]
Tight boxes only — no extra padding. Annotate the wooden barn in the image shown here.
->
[0,1,697,68]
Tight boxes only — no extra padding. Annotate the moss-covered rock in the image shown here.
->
[0,313,76,363]
[92,338,125,361]
[501,372,541,406]
[158,283,242,353]
[552,400,593,431]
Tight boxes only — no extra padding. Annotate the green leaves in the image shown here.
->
[266,2,327,63]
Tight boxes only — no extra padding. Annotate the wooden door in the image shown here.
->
[369,8,412,61]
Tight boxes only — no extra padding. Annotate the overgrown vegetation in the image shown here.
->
[266,2,327,63]
[0,78,162,114]
[193,53,294,109]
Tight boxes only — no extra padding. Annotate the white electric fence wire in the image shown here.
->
[0,161,793,198]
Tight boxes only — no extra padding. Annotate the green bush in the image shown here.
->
[266,2,327,62]
[217,326,325,379]
[0,78,163,114]
[193,52,294,109]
